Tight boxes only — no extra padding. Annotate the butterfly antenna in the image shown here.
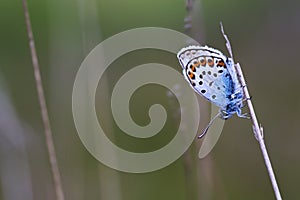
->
[198,112,222,139]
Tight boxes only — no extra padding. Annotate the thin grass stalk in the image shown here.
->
[76,1,123,198]
[21,1,65,200]
[220,22,282,200]
[182,1,221,199]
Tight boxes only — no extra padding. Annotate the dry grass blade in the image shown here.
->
[21,0,65,199]
[220,22,282,200]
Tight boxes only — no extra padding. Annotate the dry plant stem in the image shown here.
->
[236,63,282,200]
[184,0,193,31]
[22,1,65,200]
[220,23,282,200]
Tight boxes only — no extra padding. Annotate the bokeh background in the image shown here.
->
[1,0,300,199]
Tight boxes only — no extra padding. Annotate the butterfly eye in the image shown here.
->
[199,57,206,66]
[207,57,214,67]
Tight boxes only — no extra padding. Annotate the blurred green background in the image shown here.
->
[1,0,300,199]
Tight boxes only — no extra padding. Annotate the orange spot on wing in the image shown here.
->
[207,57,214,67]
[193,61,200,68]
[189,72,195,79]
[191,66,195,72]
[199,57,206,66]
[217,60,226,67]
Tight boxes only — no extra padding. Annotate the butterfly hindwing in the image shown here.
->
[178,46,232,107]
[177,45,244,119]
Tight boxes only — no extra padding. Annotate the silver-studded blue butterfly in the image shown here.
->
[177,45,247,138]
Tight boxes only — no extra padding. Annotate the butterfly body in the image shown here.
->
[177,45,244,119]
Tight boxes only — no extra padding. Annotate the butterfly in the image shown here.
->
[177,45,247,138]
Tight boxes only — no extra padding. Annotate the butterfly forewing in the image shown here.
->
[178,46,233,108]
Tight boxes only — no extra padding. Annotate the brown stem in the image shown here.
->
[21,1,65,200]
[220,22,282,200]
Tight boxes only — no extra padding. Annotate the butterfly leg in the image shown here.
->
[243,96,252,101]
[239,97,252,117]
[240,97,251,108]
[237,109,250,119]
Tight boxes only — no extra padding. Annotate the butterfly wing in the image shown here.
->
[225,58,244,98]
[177,46,234,108]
